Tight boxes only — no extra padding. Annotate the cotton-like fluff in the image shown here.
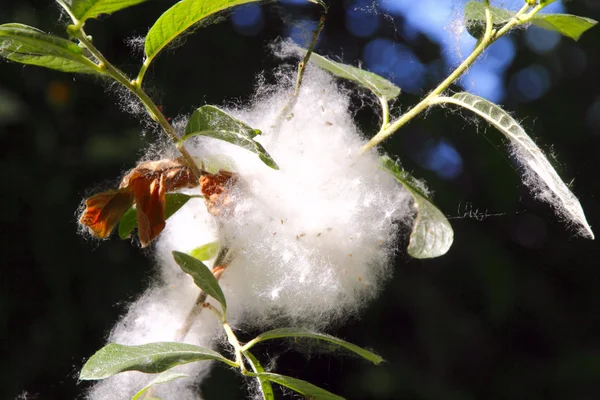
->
[87,204,223,400]
[157,64,412,329]
[89,59,412,400]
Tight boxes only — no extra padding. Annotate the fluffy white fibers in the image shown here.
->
[165,59,412,330]
[87,204,223,400]
[89,50,413,399]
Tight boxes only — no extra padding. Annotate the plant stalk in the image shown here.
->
[69,26,202,178]
[361,3,532,152]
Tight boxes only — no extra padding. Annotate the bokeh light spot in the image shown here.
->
[525,26,561,54]
[346,6,380,38]
[510,64,551,103]
[419,139,463,180]
[231,4,264,36]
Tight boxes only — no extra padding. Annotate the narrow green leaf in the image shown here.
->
[172,251,227,313]
[440,93,594,239]
[183,105,278,170]
[131,371,188,400]
[299,47,400,101]
[70,0,148,23]
[80,342,235,380]
[145,0,262,62]
[243,351,275,400]
[531,14,597,41]
[118,193,194,239]
[381,156,454,258]
[0,23,102,74]
[464,2,597,41]
[243,327,383,365]
[190,241,220,261]
[259,373,345,400]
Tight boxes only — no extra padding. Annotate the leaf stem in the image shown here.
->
[295,14,326,96]
[223,321,246,373]
[379,95,390,130]
[136,58,152,88]
[69,27,202,178]
[361,2,532,152]
[272,13,326,137]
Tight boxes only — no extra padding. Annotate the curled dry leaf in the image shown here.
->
[79,189,135,239]
[80,158,198,246]
[199,170,238,217]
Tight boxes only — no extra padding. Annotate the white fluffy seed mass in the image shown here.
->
[179,65,411,328]
[88,56,412,399]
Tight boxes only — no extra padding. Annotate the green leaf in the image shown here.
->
[301,47,400,101]
[172,251,228,313]
[464,2,597,41]
[118,193,194,239]
[145,0,262,63]
[464,1,512,39]
[70,0,148,23]
[118,204,137,239]
[243,328,383,365]
[531,14,597,41]
[0,23,102,74]
[440,92,594,239]
[80,342,235,380]
[190,241,220,261]
[243,352,275,400]
[381,156,454,258]
[183,105,278,170]
[131,371,188,400]
[259,373,345,400]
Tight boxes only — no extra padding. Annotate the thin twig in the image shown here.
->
[271,14,326,138]
[361,2,532,152]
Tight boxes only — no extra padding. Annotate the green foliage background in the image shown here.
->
[0,1,599,398]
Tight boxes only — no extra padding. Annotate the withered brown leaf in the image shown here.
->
[79,189,134,239]
[80,158,199,246]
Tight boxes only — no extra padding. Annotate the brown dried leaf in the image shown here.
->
[79,189,134,238]
[80,158,199,245]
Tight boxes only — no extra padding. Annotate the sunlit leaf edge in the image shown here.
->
[80,342,234,380]
[381,156,454,258]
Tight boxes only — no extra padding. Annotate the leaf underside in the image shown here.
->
[80,342,232,380]
[442,93,593,239]
[299,46,401,101]
[381,156,454,258]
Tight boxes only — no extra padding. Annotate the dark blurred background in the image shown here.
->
[1,0,599,399]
